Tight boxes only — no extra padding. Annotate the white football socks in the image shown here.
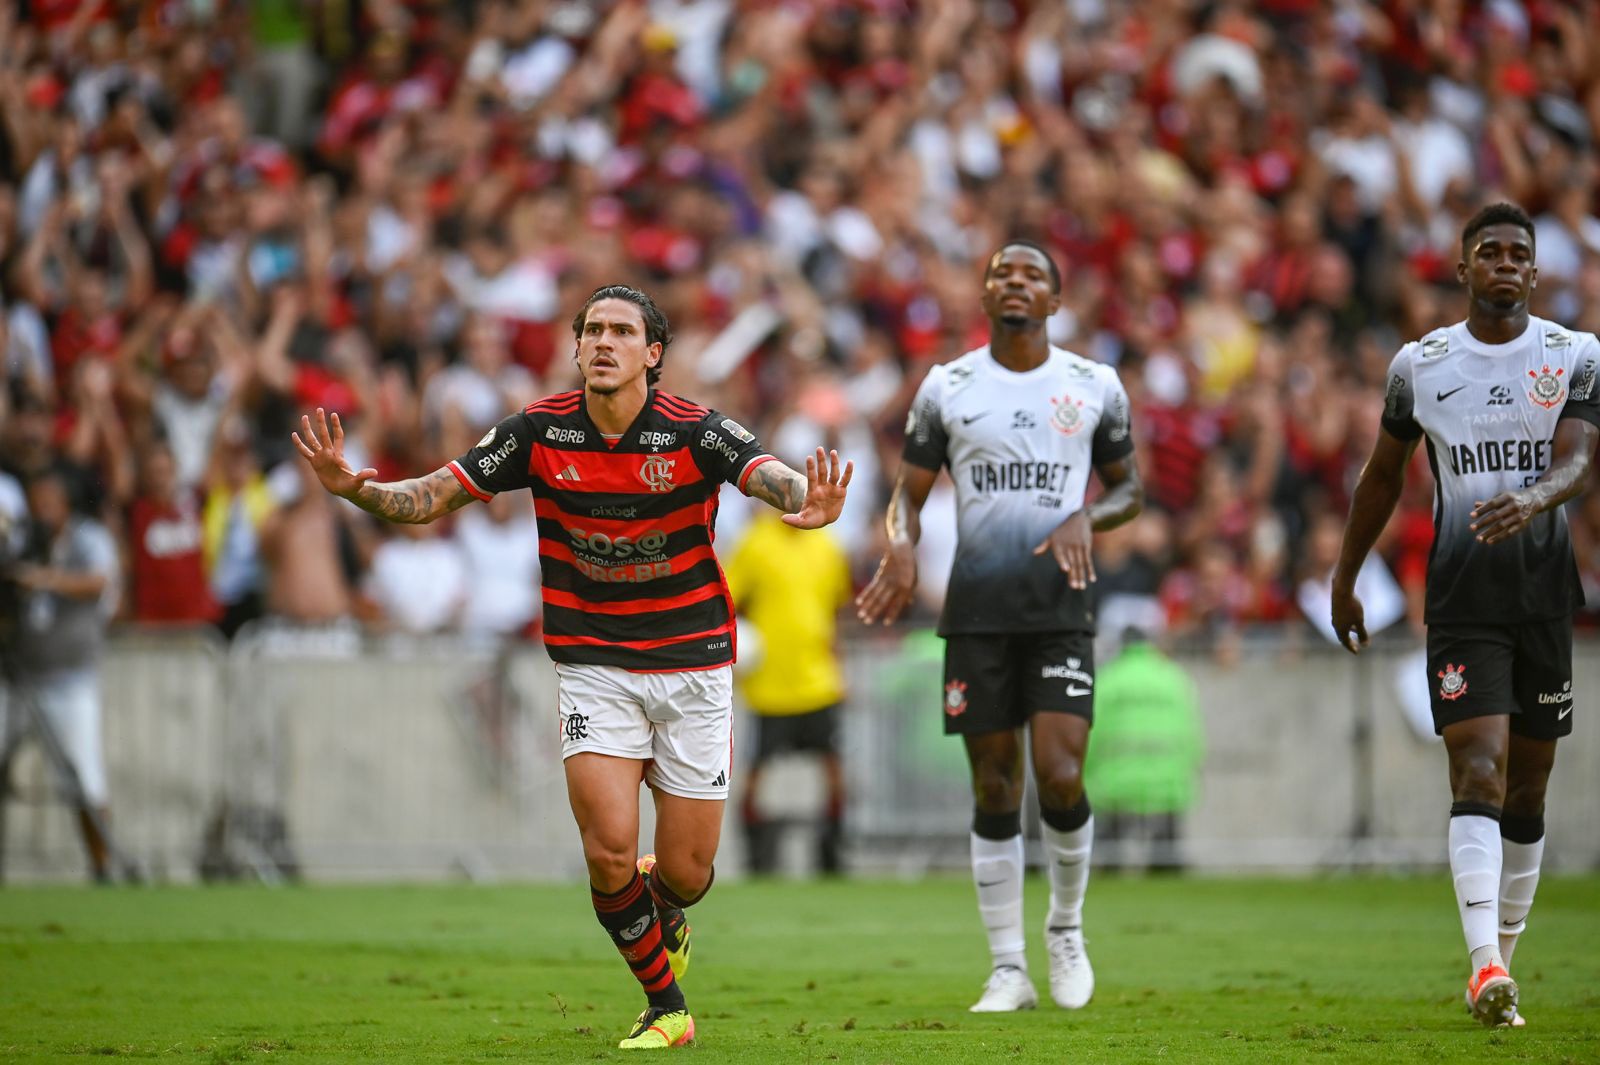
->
[1042,816,1094,932]
[1449,814,1504,969]
[1498,835,1544,970]
[971,832,1027,971]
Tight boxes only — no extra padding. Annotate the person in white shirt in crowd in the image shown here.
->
[455,489,541,638]
[364,519,469,635]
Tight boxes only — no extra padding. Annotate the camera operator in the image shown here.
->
[1,466,120,882]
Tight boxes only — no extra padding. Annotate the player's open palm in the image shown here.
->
[783,447,853,530]
[291,407,378,500]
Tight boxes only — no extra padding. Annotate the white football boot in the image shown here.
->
[1046,926,1095,1009]
[969,965,1038,1012]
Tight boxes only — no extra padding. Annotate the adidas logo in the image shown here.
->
[556,464,581,481]
[710,771,727,788]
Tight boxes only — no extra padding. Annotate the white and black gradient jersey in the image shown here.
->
[1382,317,1600,625]
[904,344,1134,636]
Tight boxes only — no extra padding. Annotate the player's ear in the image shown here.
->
[1456,259,1468,285]
[1530,266,1538,289]
[646,342,662,368]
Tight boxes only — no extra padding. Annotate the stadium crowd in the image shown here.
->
[1,0,1599,650]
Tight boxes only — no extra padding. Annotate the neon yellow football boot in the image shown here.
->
[617,1006,695,1049]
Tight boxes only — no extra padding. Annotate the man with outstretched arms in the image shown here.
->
[857,241,1142,1013]
[1332,203,1600,1028]
[294,285,852,1049]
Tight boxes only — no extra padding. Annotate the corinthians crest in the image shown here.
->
[1049,393,1086,435]
[1437,663,1468,702]
[1527,364,1566,409]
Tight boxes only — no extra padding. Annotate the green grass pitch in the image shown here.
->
[2,875,1598,1063]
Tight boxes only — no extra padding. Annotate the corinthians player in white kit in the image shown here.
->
[858,241,1142,1012]
[1333,204,1600,1028]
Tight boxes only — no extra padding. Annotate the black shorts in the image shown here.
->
[942,632,1094,736]
[749,704,839,762]
[1426,617,1573,740]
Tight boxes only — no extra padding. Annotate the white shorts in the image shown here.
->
[1,669,108,805]
[554,662,733,800]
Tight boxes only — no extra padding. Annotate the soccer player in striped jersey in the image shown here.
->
[857,241,1143,1013]
[293,285,852,1049]
[1333,203,1600,1028]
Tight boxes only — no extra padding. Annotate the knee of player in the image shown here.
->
[1035,762,1085,810]
[1448,751,1506,803]
[582,840,640,888]
[653,853,714,903]
[1502,776,1550,817]
[971,770,1025,812]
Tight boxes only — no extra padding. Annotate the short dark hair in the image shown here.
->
[1460,202,1536,258]
[22,463,78,511]
[571,285,674,385]
[22,465,67,494]
[984,239,1062,294]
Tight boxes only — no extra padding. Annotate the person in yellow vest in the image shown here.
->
[202,418,277,638]
[724,511,853,874]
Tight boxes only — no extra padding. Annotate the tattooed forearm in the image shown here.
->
[350,467,475,524]
[745,461,808,514]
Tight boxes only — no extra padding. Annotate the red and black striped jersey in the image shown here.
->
[448,389,777,671]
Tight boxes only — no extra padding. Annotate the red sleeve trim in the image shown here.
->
[737,454,777,493]
[448,460,494,502]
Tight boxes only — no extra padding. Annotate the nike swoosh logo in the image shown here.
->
[977,879,1006,887]
[1559,705,1572,720]
[1436,386,1467,401]
[1465,899,1491,908]
[1501,919,1520,927]
[961,413,989,424]
[1065,685,1092,697]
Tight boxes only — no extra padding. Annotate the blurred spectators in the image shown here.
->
[125,439,216,624]
[364,519,467,633]
[455,489,540,637]
[259,459,353,625]
[0,0,1597,652]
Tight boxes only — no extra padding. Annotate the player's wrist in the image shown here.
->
[886,538,917,558]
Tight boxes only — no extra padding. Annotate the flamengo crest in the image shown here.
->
[640,454,676,492]
[1528,364,1566,409]
[1437,663,1468,702]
